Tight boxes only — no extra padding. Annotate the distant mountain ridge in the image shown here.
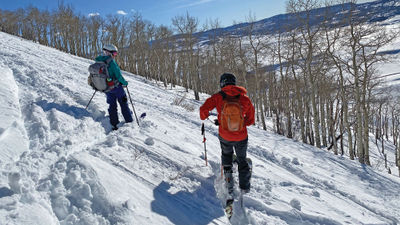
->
[195,0,400,41]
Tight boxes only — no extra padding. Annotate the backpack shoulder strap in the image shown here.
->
[103,57,114,79]
[105,56,113,65]
[219,91,227,99]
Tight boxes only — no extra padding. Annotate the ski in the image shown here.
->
[225,198,234,220]
[108,112,146,132]
[221,155,252,221]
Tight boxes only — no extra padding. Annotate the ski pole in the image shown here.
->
[206,117,221,173]
[125,86,140,126]
[201,123,208,166]
[85,90,97,110]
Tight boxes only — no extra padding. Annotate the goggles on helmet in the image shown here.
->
[103,50,118,57]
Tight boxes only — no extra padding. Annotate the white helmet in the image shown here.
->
[102,44,118,53]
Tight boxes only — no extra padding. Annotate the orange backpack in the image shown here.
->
[220,91,244,132]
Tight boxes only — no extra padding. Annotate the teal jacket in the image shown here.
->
[95,55,128,86]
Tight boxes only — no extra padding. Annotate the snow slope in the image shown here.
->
[0,31,399,225]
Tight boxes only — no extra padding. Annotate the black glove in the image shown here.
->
[214,119,219,126]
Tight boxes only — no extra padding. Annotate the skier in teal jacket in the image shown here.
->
[94,55,128,86]
[97,44,132,130]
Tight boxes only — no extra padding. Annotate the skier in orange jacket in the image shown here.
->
[200,73,255,194]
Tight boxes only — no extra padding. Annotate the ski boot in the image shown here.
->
[224,166,234,219]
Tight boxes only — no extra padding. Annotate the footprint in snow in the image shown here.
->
[145,137,154,146]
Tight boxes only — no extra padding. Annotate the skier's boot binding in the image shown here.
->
[241,188,250,194]
[224,166,234,195]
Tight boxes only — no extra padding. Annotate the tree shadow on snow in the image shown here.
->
[151,179,224,225]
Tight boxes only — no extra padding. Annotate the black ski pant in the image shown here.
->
[106,85,133,126]
[219,135,251,190]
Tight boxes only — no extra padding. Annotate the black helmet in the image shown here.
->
[220,73,236,88]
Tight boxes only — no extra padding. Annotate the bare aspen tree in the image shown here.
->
[87,15,103,58]
[116,16,129,69]
[14,9,25,36]
[27,6,40,43]
[391,101,400,147]
[145,23,157,78]
[172,12,200,100]
[320,95,328,147]
[267,45,282,134]
[323,4,355,158]
[337,0,397,165]
[153,25,175,88]
[274,29,296,137]
[236,34,250,90]
[206,18,224,87]
[286,0,329,148]
[286,27,308,143]
[26,6,49,45]
[201,19,246,89]
[104,15,121,49]
[398,144,400,176]
[48,13,57,49]
[22,8,34,40]
[127,13,146,75]
[53,3,76,53]
[245,12,268,130]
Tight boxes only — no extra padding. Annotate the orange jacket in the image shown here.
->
[200,85,255,141]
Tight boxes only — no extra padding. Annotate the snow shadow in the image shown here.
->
[0,187,13,198]
[151,180,224,225]
[35,100,91,119]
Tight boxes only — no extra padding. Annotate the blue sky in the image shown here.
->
[0,0,375,28]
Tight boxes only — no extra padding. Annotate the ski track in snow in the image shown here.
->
[0,31,400,225]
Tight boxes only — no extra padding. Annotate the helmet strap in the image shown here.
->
[103,50,111,56]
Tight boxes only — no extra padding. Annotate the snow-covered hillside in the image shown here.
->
[0,32,399,225]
